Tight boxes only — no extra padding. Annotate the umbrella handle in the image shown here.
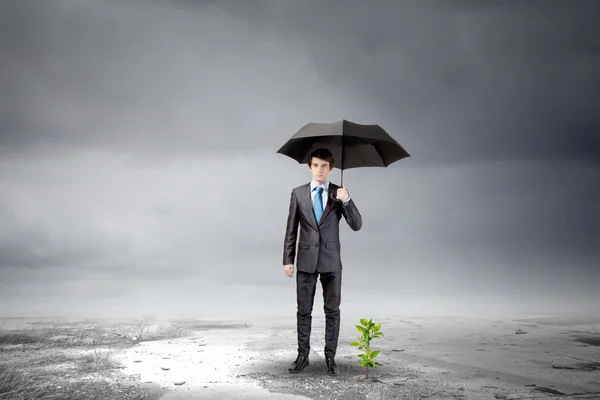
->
[331,169,344,203]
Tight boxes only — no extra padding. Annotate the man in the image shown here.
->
[283,147,362,376]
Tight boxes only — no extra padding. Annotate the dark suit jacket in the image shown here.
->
[283,182,362,273]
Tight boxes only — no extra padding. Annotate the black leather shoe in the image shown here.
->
[325,356,339,375]
[288,354,309,373]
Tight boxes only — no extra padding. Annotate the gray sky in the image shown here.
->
[1,0,599,319]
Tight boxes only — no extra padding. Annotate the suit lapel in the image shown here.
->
[301,183,319,230]
[318,183,337,226]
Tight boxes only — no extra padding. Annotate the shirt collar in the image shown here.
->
[311,180,329,192]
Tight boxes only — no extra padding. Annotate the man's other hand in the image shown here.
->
[336,183,349,202]
[284,265,294,277]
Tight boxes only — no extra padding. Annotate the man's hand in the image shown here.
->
[336,183,349,202]
[284,265,294,277]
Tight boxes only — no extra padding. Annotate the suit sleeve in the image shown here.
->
[283,189,300,266]
[342,198,362,231]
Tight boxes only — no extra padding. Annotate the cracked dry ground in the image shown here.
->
[230,317,600,400]
[235,324,482,400]
[3,315,600,399]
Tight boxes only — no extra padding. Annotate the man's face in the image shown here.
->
[309,157,332,184]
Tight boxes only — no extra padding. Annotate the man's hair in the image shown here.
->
[308,148,334,169]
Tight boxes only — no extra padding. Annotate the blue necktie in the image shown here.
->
[313,186,324,223]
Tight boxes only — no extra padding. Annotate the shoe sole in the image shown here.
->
[326,364,339,375]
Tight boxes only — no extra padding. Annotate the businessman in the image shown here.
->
[283,147,362,375]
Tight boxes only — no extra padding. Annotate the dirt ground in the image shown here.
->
[1,312,600,399]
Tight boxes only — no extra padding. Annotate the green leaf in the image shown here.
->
[366,348,370,357]
[360,318,369,326]
[350,341,360,346]
[374,332,384,338]
[373,323,381,333]
[355,325,365,332]
[371,350,380,359]
[367,361,375,368]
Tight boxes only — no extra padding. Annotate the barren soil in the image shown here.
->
[2,313,600,399]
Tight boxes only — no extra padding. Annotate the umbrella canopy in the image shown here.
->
[277,119,410,183]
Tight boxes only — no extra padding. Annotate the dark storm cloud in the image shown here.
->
[212,0,600,165]
[0,0,599,318]
[2,0,599,165]
[0,0,350,160]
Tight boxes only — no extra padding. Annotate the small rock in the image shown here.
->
[515,329,527,334]
[534,387,564,395]
[174,381,186,386]
[161,367,170,370]
[134,360,142,363]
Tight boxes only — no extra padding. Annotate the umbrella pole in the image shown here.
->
[340,134,345,186]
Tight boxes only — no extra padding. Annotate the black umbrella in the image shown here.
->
[277,119,410,185]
